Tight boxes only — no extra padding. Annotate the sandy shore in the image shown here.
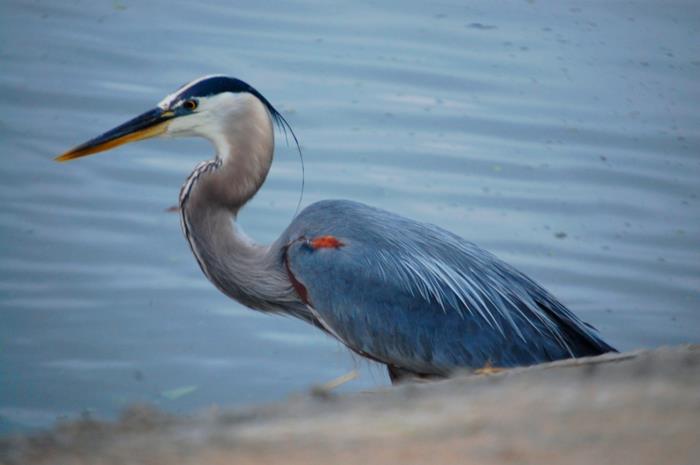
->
[2,345,698,465]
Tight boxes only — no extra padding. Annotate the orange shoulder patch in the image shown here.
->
[310,235,344,249]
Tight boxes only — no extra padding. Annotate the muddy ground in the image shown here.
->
[2,345,698,465]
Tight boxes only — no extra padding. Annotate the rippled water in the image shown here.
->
[1,0,698,433]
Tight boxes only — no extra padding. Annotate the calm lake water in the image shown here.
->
[1,0,698,433]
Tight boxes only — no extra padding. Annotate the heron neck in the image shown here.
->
[178,159,299,313]
[176,100,298,313]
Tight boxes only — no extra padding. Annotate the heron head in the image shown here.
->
[55,75,290,161]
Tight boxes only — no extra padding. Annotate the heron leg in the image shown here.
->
[386,365,439,384]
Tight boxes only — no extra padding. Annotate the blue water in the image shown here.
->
[1,0,698,433]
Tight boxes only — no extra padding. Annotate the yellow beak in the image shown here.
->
[55,108,174,162]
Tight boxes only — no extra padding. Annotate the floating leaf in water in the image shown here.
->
[161,385,198,400]
[467,22,497,30]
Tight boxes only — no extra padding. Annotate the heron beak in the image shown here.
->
[55,107,175,162]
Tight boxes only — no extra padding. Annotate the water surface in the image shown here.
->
[1,0,698,433]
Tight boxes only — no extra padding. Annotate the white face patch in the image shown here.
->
[165,92,244,135]
[163,92,273,162]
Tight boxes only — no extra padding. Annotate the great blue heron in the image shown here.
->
[56,75,616,382]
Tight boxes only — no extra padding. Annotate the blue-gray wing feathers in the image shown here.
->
[283,200,615,375]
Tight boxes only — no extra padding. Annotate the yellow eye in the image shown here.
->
[183,99,198,111]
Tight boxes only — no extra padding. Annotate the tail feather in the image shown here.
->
[536,299,617,356]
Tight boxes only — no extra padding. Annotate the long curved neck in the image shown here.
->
[177,95,297,312]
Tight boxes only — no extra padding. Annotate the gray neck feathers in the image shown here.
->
[177,95,298,313]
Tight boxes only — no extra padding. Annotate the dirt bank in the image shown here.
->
[2,345,698,465]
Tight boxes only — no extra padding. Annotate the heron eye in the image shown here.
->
[183,99,198,111]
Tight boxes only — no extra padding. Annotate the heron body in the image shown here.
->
[57,75,616,382]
